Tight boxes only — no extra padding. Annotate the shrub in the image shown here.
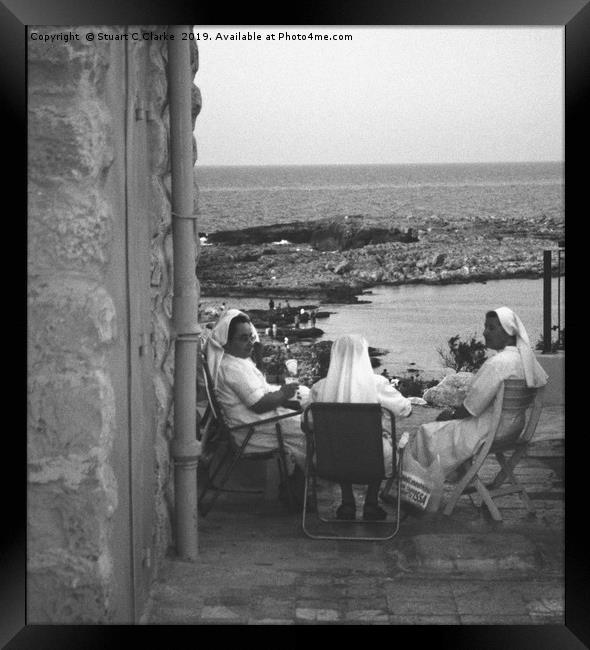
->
[436,334,487,373]
[395,371,438,398]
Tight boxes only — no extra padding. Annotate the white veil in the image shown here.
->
[204,308,259,388]
[493,306,548,388]
[314,334,378,403]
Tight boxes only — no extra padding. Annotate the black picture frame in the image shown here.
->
[9,0,587,647]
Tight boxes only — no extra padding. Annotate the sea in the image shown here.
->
[196,162,564,379]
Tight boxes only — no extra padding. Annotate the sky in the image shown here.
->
[193,27,564,166]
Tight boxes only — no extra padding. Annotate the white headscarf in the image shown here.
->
[204,308,259,388]
[314,334,379,403]
[493,306,548,388]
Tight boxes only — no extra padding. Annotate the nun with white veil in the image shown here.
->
[411,306,548,480]
[203,309,306,477]
[302,334,412,521]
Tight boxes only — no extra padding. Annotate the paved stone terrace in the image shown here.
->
[145,406,564,626]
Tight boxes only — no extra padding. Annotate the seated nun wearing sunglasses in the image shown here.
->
[204,309,307,485]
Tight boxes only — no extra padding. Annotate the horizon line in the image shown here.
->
[195,159,564,168]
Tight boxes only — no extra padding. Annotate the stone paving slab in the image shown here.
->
[146,405,564,626]
[411,533,538,573]
[388,614,462,625]
[384,579,456,616]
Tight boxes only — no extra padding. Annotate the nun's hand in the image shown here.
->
[436,408,456,421]
[281,382,299,400]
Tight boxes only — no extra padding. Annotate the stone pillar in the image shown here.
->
[27,26,200,622]
[27,27,120,621]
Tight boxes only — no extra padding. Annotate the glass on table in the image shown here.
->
[284,358,298,383]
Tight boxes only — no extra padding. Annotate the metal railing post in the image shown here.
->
[543,250,552,354]
[557,248,562,345]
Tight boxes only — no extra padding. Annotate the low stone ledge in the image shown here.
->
[535,352,564,406]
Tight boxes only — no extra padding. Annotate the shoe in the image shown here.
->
[336,503,356,520]
[362,504,387,521]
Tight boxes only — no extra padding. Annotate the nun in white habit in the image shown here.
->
[411,306,548,480]
[204,309,306,474]
[303,334,412,520]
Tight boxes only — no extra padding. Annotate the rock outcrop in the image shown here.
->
[197,213,564,302]
[203,215,417,251]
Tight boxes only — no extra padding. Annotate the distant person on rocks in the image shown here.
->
[310,310,317,328]
[300,334,412,521]
[285,300,291,309]
[411,306,548,481]
[294,313,300,329]
[205,309,307,493]
[269,298,275,310]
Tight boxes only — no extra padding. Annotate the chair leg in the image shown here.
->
[515,484,536,514]
[198,445,247,516]
[264,456,281,501]
[198,445,233,515]
[301,456,316,537]
[380,475,396,501]
[443,459,480,516]
[474,476,502,521]
[489,451,510,489]
[494,451,536,514]
[275,423,295,510]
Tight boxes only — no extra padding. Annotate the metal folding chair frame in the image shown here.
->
[301,403,403,541]
[443,379,546,521]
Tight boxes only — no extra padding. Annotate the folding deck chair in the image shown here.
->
[301,403,403,541]
[197,346,300,517]
[443,379,546,521]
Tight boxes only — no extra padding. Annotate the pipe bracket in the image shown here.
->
[173,333,202,343]
[171,211,199,220]
[173,456,201,466]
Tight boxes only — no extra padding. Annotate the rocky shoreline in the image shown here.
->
[197,214,564,303]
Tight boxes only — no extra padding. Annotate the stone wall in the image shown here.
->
[27,26,199,622]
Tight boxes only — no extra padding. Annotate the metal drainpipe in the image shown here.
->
[168,26,200,560]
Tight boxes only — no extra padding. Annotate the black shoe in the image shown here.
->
[336,503,356,520]
[362,504,387,521]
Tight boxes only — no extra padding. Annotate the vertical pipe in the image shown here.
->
[168,26,200,560]
[543,250,552,354]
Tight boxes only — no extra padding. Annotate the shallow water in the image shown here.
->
[204,276,564,379]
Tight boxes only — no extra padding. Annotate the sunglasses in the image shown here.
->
[234,333,257,343]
